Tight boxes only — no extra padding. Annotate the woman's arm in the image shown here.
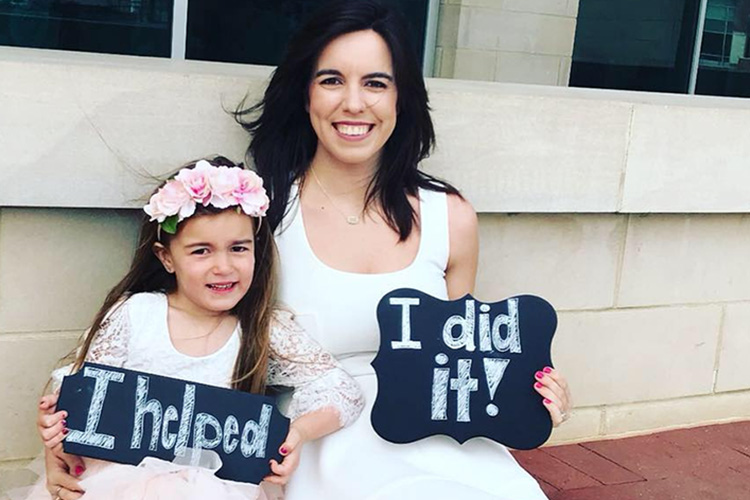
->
[445,193,479,299]
[444,194,572,427]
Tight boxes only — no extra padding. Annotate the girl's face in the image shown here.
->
[154,210,256,317]
[308,29,397,170]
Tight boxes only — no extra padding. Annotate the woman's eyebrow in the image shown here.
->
[314,68,342,78]
[314,69,394,81]
[363,72,393,81]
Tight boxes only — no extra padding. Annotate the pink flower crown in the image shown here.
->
[143,160,270,235]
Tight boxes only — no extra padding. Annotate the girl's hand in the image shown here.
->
[264,425,307,486]
[38,393,87,477]
[533,366,572,427]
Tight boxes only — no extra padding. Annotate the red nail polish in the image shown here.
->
[535,371,544,379]
[62,420,67,426]
[62,428,69,435]
[543,367,552,374]
[544,398,552,404]
[75,466,84,476]
[280,447,288,455]
[535,382,543,389]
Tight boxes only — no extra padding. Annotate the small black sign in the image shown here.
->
[57,363,289,484]
[372,289,556,449]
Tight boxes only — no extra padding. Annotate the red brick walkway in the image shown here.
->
[511,421,750,500]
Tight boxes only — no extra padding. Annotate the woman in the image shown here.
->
[236,1,571,499]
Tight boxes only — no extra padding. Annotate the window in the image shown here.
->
[0,0,173,57]
[571,0,750,98]
[695,0,750,97]
[0,0,433,68]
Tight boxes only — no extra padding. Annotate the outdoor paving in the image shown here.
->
[512,421,750,500]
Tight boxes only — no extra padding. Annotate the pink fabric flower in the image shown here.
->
[208,166,239,209]
[175,159,213,204]
[233,170,270,217]
[143,179,195,223]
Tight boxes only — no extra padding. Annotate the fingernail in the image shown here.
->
[62,420,67,426]
[544,398,552,404]
[280,447,288,455]
[75,465,84,476]
[62,428,69,435]
[535,382,543,389]
[543,366,552,374]
[535,371,544,379]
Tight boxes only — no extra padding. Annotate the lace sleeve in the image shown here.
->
[267,310,365,428]
[84,299,131,367]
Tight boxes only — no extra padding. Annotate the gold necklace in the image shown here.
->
[310,167,364,225]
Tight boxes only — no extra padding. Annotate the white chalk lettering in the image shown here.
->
[241,404,272,458]
[483,358,511,417]
[491,298,521,353]
[390,297,422,350]
[174,384,196,458]
[478,304,493,352]
[66,367,124,450]
[131,376,163,451]
[443,300,476,352]
[450,359,478,422]
[223,415,240,454]
[161,405,178,450]
[193,413,222,453]
[430,353,450,421]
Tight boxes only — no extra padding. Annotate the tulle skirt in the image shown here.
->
[14,451,270,500]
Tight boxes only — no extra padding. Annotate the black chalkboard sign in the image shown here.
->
[372,290,556,450]
[57,363,289,484]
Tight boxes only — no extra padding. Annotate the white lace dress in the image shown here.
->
[21,292,364,500]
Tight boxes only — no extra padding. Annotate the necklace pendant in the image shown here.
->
[346,215,360,225]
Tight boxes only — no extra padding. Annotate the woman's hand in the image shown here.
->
[37,393,68,449]
[38,393,87,477]
[533,366,572,427]
[44,447,84,499]
[264,424,307,486]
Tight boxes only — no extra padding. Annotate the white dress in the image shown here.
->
[21,292,364,500]
[276,188,548,500]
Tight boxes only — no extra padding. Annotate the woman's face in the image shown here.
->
[308,29,398,170]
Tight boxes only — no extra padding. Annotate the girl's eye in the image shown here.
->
[231,245,251,253]
[191,248,208,255]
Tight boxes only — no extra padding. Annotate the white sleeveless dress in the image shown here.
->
[276,188,547,500]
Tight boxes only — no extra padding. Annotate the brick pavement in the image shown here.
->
[512,421,750,500]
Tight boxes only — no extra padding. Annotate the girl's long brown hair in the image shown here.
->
[71,157,275,394]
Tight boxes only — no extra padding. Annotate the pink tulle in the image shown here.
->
[80,457,263,499]
[15,456,268,500]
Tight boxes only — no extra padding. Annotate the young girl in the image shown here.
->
[30,157,364,500]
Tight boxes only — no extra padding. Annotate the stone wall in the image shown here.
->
[1,48,749,471]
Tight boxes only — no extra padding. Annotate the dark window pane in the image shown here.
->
[0,0,173,57]
[696,0,750,97]
[570,0,701,93]
[186,0,429,67]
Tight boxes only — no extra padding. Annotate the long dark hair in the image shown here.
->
[71,157,275,394]
[235,0,459,240]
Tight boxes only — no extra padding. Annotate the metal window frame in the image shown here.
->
[170,0,440,73]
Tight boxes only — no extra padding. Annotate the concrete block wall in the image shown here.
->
[1,48,749,472]
[435,0,579,85]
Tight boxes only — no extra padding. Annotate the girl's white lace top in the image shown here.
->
[55,292,364,427]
